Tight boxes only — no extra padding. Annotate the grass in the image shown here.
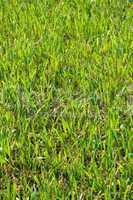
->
[0,0,133,199]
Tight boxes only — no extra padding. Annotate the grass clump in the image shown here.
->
[0,0,133,199]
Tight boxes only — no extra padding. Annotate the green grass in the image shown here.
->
[0,0,133,199]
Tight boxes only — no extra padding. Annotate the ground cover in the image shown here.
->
[0,0,133,199]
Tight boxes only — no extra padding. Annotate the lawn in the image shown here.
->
[0,0,133,199]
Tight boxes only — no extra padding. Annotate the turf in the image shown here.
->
[0,0,133,199]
